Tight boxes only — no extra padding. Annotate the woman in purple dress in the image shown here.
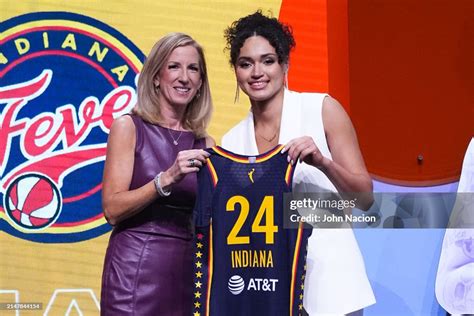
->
[100,33,214,315]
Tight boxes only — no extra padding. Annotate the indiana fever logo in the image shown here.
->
[0,12,144,242]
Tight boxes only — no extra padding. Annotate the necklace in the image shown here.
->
[256,129,279,143]
[167,128,183,145]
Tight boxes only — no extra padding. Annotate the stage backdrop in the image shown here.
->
[1,0,472,315]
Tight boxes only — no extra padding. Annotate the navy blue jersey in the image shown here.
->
[193,145,311,316]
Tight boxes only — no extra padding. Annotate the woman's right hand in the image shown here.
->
[160,149,210,190]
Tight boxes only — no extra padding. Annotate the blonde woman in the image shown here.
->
[101,33,214,315]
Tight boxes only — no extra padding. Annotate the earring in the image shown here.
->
[196,89,201,99]
[234,83,240,103]
[284,72,289,89]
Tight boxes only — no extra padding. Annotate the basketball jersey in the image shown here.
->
[193,145,311,316]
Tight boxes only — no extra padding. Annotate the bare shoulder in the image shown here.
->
[321,95,362,165]
[322,95,353,132]
[109,115,135,138]
[107,115,136,149]
[110,115,135,134]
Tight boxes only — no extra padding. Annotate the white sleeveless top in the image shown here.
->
[222,89,375,315]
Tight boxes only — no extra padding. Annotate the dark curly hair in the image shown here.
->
[224,10,295,66]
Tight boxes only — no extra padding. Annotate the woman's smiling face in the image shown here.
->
[235,35,286,103]
[155,45,202,108]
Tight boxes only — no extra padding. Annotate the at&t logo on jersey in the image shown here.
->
[0,12,144,242]
[228,275,245,295]
[227,275,279,295]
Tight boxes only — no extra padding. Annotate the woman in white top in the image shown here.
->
[222,11,376,315]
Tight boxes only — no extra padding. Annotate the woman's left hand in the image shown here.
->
[282,136,328,168]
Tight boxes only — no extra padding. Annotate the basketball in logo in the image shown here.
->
[0,12,144,242]
[4,174,61,229]
[228,275,245,295]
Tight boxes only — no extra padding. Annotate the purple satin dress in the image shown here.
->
[101,115,205,315]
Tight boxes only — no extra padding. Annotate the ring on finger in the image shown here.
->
[188,158,196,167]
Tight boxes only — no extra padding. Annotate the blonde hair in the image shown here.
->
[132,33,213,137]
